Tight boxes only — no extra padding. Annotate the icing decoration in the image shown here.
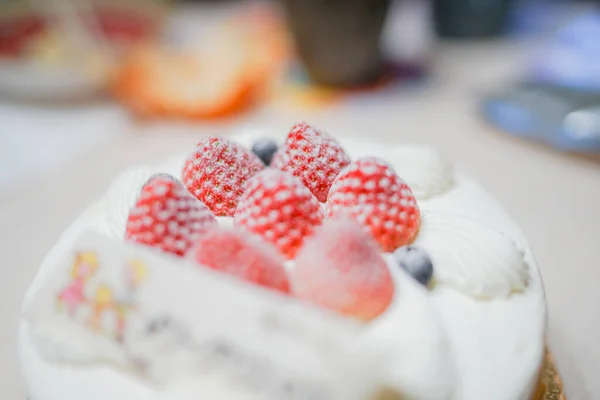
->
[414,211,529,298]
[23,231,395,399]
[105,167,153,239]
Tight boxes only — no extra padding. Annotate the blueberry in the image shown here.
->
[252,138,278,166]
[394,246,433,286]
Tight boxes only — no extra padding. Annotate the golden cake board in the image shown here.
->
[533,348,566,400]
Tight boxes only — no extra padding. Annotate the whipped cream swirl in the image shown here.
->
[386,145,454,199]
[414,211,529,298]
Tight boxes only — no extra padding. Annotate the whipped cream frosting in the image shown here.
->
[20,133,546,400]
[380,145,455,199]
[415,211,529,298]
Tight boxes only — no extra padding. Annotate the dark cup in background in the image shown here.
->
[281,0,392,88]
[432,0,512,39]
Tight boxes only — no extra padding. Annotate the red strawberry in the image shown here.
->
[192,226,290,294]
[269,147,289,171]
[292,217,395,321]
[182,137,264,217]
[234,169,323,259]
[327,157,420,252]
[126,174,217,256]
[274,122,350,202]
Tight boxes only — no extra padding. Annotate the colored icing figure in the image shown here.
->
[56,252,99,316]
[88,284,113,332]
[115,260,147,342]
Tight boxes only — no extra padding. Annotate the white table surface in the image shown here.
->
[1,42,599,400]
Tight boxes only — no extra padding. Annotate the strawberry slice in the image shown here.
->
[125,174,217,256]
[291,218,395,321]
[192,226,290,294]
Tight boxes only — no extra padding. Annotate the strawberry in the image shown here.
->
[270,147,289,171]
[125,174,217,256]
[327,157,420,252]
[273,122,350,202]
[182,137,264,217]
[234,169,323,259]
[291,217,395,321]
[192,226,290,294]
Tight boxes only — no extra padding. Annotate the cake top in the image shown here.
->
[123,122,433,321]
[119,121,529,306]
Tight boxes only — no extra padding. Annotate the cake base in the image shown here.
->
[24,348,565,400]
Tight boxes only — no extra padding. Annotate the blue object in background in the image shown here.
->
[529,10,600,92]
[506,0,584,37]
[481,84,600,152]
[483,6,600,152]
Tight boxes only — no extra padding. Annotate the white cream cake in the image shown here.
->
[19,128,546,400]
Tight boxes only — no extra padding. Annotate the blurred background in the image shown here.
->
[2,0,600,189]
[2,0,600,191]
[2,0,600,398]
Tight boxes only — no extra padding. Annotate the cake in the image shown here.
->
[19,123,547,400]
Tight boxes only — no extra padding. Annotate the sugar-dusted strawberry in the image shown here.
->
[182,137,264,217]
[192,226,290,294]
[273,122,350,202]
[270,147,289,171]
[327,157,420,252]
[291,217,395,321]
[126,174,217,256]
[234,169,323,259]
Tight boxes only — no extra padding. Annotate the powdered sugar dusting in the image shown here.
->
[273,122,351,202]
[234,168,323,259]
[182,137,264,217]
[292,217,395,320]
[125,174,217,256]
[327,158,421,252]
[192,226,290,294]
